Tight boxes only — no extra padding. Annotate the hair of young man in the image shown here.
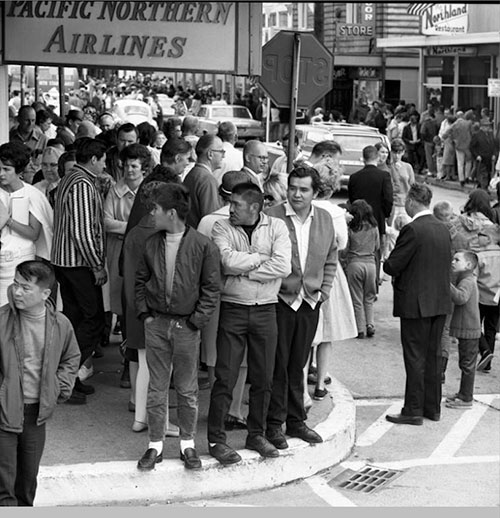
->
[117,122,139,138]
[0,142,32,173]
[119,143,152,172]
[348,199,378,231]
[195,134,217,158]
[407,183,432,207]
[231,182,264,213]
[36,109,53,125]
[136,122,156,146]
[16,260,55,289]
[217,121,237,142]
[310,140,342,159]
[160,137,192,164]
[455,249,478,270]
[433,200,453,221]
[362,145,378,162]
[288,164,321,193]
[58,150,76,178]
[74,137,107,164]
[153,183,190,221]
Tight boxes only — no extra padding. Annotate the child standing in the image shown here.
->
[446,250,481,409]
[345,199,380,339]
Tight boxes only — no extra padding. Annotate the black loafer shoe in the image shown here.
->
[386,413,423,426]
[266,429,289,450]
[245,435,279,458]
[224,415,247,431]
[180,448,202,470]
[137,448,163,470]
[74,378,95,395]
[208,443,242,465]
[65,390,87,405]
[423,412,441,422]
[287,425,323,443]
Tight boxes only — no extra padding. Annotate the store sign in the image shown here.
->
[422,4,468,36]
[426,46,476,56]
[337,3,375,38]
[356,67,379,79]
[2,1,257,74]
[488,79,500,98]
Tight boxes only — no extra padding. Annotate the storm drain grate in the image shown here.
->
[333,465,404,494]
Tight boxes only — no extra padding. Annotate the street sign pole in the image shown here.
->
[266,96,271,143]
[287,33,301,174]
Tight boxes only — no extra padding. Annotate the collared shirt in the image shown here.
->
[411,209,432,222]
[243,166,263,190]
[285,201,318,310]
[9,126,47,154]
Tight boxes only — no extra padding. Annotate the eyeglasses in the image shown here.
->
[249,154,269,161]
[211,149,226,156]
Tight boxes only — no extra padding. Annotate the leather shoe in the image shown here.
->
[137,448,162,470]
[65,390,87,405]
[74,378,95,395]
[423,412,441,422]
[287,425,323,444]
[180,448,202,470]
[386,413,423,426]
[224,415,247,430]
[132,421,148,432]
[265,428,288,450]
[245,435,279,458]
[128,401,135,413]
[208,443,242,465]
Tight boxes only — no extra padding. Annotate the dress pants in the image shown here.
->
[0,404,46,506]
[400,315,446,417]
[54,266,105,366]
[479,303,499,356]
[457,338,479,402]
[267,300,320,431]
[207,302,277,443]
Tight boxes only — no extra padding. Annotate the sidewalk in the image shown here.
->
[36,341,355,506]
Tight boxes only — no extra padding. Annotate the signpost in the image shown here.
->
[259,30,334,171]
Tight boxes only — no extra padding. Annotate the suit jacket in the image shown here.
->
[183,163,223,228]
[402,123,422,147]
[383,213,452,319]
[348,164,393,235]
[266,203,337,305]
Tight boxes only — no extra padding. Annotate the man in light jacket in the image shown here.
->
[0,260,80,506]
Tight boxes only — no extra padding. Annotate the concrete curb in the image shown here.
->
[35,378,355,506]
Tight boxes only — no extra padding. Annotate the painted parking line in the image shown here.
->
[431,395,496,458]
[356,401,402,447]
[305,475,357,507]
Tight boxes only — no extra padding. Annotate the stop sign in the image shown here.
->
[259,31,334,109]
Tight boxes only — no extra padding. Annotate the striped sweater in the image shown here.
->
[51,164,105,271]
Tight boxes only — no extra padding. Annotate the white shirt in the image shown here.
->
[213,142,243,185]
[285,201,318,311]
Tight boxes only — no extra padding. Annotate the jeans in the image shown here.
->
[0,404,46,506]
[267,300,320,431]
[347,261,377,333]
[145,314,200,442]
[54,266,105,366]
[207,302,277,443]
[457,338,479,402]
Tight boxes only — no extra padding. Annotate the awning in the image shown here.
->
[376,31,500,48]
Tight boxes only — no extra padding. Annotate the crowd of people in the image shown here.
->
[1,87,499,506]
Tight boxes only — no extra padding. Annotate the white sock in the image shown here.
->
[148,441,163,454]
[180,439,195,453]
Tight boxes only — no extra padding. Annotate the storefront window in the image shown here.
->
[459,56,490,85]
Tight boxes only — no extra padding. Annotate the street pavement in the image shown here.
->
[35,179,499,507]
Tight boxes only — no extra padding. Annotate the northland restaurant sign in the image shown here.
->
[2,1,259,73]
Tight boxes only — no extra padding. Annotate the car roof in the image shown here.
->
[313,121,383,135]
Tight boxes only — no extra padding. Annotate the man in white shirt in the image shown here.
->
[213,121,243,185]
[241,140,269,190]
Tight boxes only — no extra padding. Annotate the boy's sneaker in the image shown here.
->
[477,352,493,371]
[445,397,473,409]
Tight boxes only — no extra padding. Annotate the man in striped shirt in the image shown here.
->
[51,137,108,404]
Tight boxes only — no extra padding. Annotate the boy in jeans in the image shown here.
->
[446,250,481,409]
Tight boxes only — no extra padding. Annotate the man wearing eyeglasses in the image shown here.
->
[241,140,269,190]
[182,134,224,228]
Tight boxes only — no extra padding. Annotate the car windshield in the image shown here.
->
[334,135,382,152]
[209,107,251,119]
[305,131,334,145]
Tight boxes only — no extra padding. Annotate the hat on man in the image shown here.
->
[67,109,83,122]
[219,170,253,199]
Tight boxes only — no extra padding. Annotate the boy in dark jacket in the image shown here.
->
[446,250,481,409]
[0,260,80,506]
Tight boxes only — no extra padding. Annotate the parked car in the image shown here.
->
[264,122,390,188]
[156,94,176,117]
[112,99,158,129]
[197,104,264,143]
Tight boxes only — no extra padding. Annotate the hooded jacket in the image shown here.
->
[0,289,80,432]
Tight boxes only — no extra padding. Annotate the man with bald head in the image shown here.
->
[214,121,244,184]
[183,134,224,228]
[10,105,48,160]
[242,140,269,190]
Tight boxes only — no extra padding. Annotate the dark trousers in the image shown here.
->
[479,303,499,356]
[54,266,105,366]
[208,302,277,443]
[0,404,46,507]
[400,315,446,417]
[457,338,479,402]
[267,300,320,431]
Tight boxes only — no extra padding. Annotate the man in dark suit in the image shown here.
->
[348,145,393,284]
[402,113,424,174]
[383,183,452,425]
